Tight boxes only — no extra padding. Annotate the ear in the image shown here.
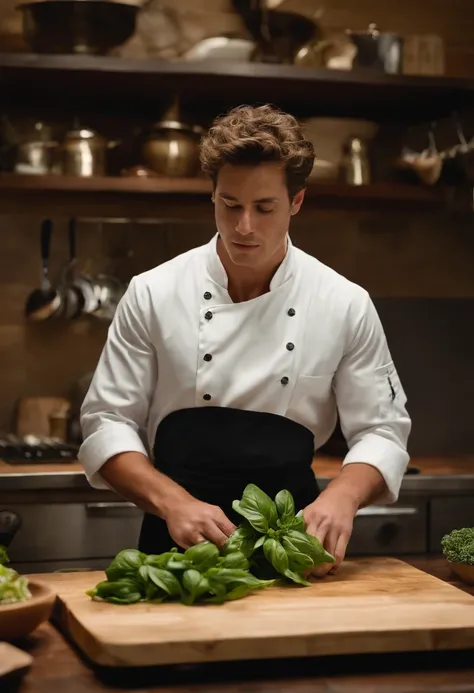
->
[290,188,305,216]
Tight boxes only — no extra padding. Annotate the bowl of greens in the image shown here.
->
[441,527,474,585]
[0,547,56,640]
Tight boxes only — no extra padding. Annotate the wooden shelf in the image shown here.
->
[2,53,474,122]
[0,174,452,218]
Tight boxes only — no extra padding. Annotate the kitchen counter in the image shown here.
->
[2,455,474,494]
[11,556,474,693]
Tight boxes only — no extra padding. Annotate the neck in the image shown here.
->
[217,236,287,303]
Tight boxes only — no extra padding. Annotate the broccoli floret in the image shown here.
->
[441,527,474,565]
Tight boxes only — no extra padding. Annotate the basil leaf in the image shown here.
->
[206,585,252,603]
[207,568,274,589]
[182,568,210,604]
[184,541,220,571]
[147,567,182,596]
[95,578,145,602]
[144,552,180,569]
[284,569,312,587]
[232,500,268,534]
[223,523,258,558]
[254,536,266,550]
[307,534,336,564]
[241,484,279,530]
[166,558,194,571]
[138,565,169,601]
[286,549,313,572]
[208,577,227,600]
[219,551,250,571]
[286,515,306,532]
[105,549,146,582]
[263,537,289,575]
[275,490,295,522]
[223,585,252,602]
[107,593,142,604]
[182,569,203,605]
[285,530,322,560]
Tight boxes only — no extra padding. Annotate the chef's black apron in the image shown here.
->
[138,406,320,554]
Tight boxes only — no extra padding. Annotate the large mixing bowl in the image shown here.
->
[18,0,139,55]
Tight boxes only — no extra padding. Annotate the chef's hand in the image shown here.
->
[303,487,359,577]
[163,495,236,550]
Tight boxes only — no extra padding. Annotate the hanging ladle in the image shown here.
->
[25,219,62,320]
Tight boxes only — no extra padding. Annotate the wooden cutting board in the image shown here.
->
[35,557,474,668]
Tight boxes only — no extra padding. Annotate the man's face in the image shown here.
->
[213,162,304,270]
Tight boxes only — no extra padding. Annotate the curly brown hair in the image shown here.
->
[200,104,315,198]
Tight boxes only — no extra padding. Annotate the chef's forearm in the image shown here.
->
[325,462,387,509]
[99,452,189,519]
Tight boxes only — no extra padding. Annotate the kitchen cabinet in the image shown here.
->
[6,501,143,573]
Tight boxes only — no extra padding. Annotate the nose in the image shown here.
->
[235,209,253,236]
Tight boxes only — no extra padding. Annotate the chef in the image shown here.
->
[79,104,411,576]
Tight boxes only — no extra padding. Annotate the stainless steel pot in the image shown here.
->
[14,121,59,175]
[346,23,404,74]
[60,128,109,177]
[141,120,204,178]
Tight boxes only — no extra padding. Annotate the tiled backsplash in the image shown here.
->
[0,209,473,456]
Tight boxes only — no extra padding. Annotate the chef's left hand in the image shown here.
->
[302,487,359,577]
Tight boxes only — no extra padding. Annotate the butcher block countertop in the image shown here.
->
[10,556,474,693]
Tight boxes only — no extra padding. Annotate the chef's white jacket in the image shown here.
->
[79,233,411,504]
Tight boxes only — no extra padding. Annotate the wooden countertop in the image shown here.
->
[11,556,474,693]
[1,455,474,477]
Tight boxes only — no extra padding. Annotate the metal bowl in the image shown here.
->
[18,0,139,56]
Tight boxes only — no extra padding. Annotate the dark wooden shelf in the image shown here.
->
[2,53,474,122]
[0,173,452,218]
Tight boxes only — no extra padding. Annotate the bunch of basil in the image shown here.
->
[87,484,335,606]
[225,484,335,586]
[86,542,275,606]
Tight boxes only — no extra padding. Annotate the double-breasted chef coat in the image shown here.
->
[79,233,411,554]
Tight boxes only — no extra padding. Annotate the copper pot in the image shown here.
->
[141,121,204,178]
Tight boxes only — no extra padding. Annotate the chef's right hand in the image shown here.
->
[163,496,236,550]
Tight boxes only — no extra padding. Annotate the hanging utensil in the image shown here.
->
[25,219,62,321]
[61,218,85,320]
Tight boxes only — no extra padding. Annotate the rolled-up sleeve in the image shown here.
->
[333,291,411,504]
[78,277,157,489]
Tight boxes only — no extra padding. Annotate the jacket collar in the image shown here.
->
[206,233,295,292]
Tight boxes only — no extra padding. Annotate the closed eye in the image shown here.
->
[223,202,274,214]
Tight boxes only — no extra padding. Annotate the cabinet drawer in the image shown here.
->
[347,502,428,555]
[5,502,144,562]
[429,497,474,552]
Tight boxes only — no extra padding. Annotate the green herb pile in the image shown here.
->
[87,484,336,606]
[0,546,32,606]
[87,544,275,605]
[226,484,335,586]
[441,527,474,566]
